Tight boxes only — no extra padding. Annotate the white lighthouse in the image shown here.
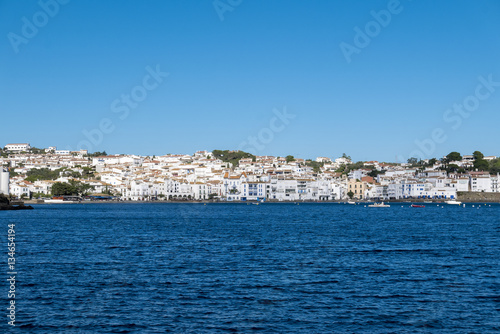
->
[0,168,9,195]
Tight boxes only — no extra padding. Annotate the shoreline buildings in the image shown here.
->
[1,144,499,201]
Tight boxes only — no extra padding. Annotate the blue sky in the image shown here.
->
[1,0,499,162]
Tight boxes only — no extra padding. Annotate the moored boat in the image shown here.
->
[411,204,425,208]
[445,200,462,205]
[44,199,75,204]
[368,202,390,208]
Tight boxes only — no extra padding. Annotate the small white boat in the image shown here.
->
[368,202,390,208]
[445,200,462,205]
[347,201,356,205]
[44,199,75,204]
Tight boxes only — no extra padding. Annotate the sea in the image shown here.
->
[1,202,499,333]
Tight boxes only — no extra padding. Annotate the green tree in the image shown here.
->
[472,151,488,170]
[489,158,500,173]
[51,182,78,196]
[86,151,108,157]
[32,192,50,199]
[347,161,365,172]
[473,151,484,160]
[285,155,295,162]
[335,165,346,173]
[446,152,462,162]
[427,158,437,166]
[69,171,81,178]
[212,150,256,167]
[29,147,44,154]
[81,167,95,179]
[368,168,384,178]
[305,160,323,173]
[474,159,489,171]
[347,191,354,199]
[407,157,419,165]
[446,164,461,173]
[342,153,351,160]
[77,183,94,196]
[25,168,61,182]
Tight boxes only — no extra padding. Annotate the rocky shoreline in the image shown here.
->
[0,196,34,211]
[0,204,34,210]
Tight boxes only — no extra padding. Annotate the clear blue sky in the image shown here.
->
[1,0,499,162]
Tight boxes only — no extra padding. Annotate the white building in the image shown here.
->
[92,155,121,165]
[423,188,457,199]
[223,172,246,201]
[125,181,151,201]
[316,157,332,163]
[10,183,30,199]
[268,179,299,201]
[470,172,492,192]
[0,169,9,194]
[449,178,469,192]
[348,169,370,180]
[329,181,345,200]
[370,184,389,200]
[92,155,143,166]
[335,157,351,166]
[191,182,209,200]
[4,143,31,152]
[240,181,266,201]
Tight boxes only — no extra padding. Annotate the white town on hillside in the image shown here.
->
[0,143,499,201]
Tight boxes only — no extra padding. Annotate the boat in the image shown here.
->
[368,202,390,208]
[44,199,75,204]
[445,200,462,205]
[411,204,425,208]
[347,201,356,205]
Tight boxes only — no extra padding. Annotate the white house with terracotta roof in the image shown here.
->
[10,182,31,198]
[223,172,248,201]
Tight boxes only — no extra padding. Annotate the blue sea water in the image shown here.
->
[1,202,499,333]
